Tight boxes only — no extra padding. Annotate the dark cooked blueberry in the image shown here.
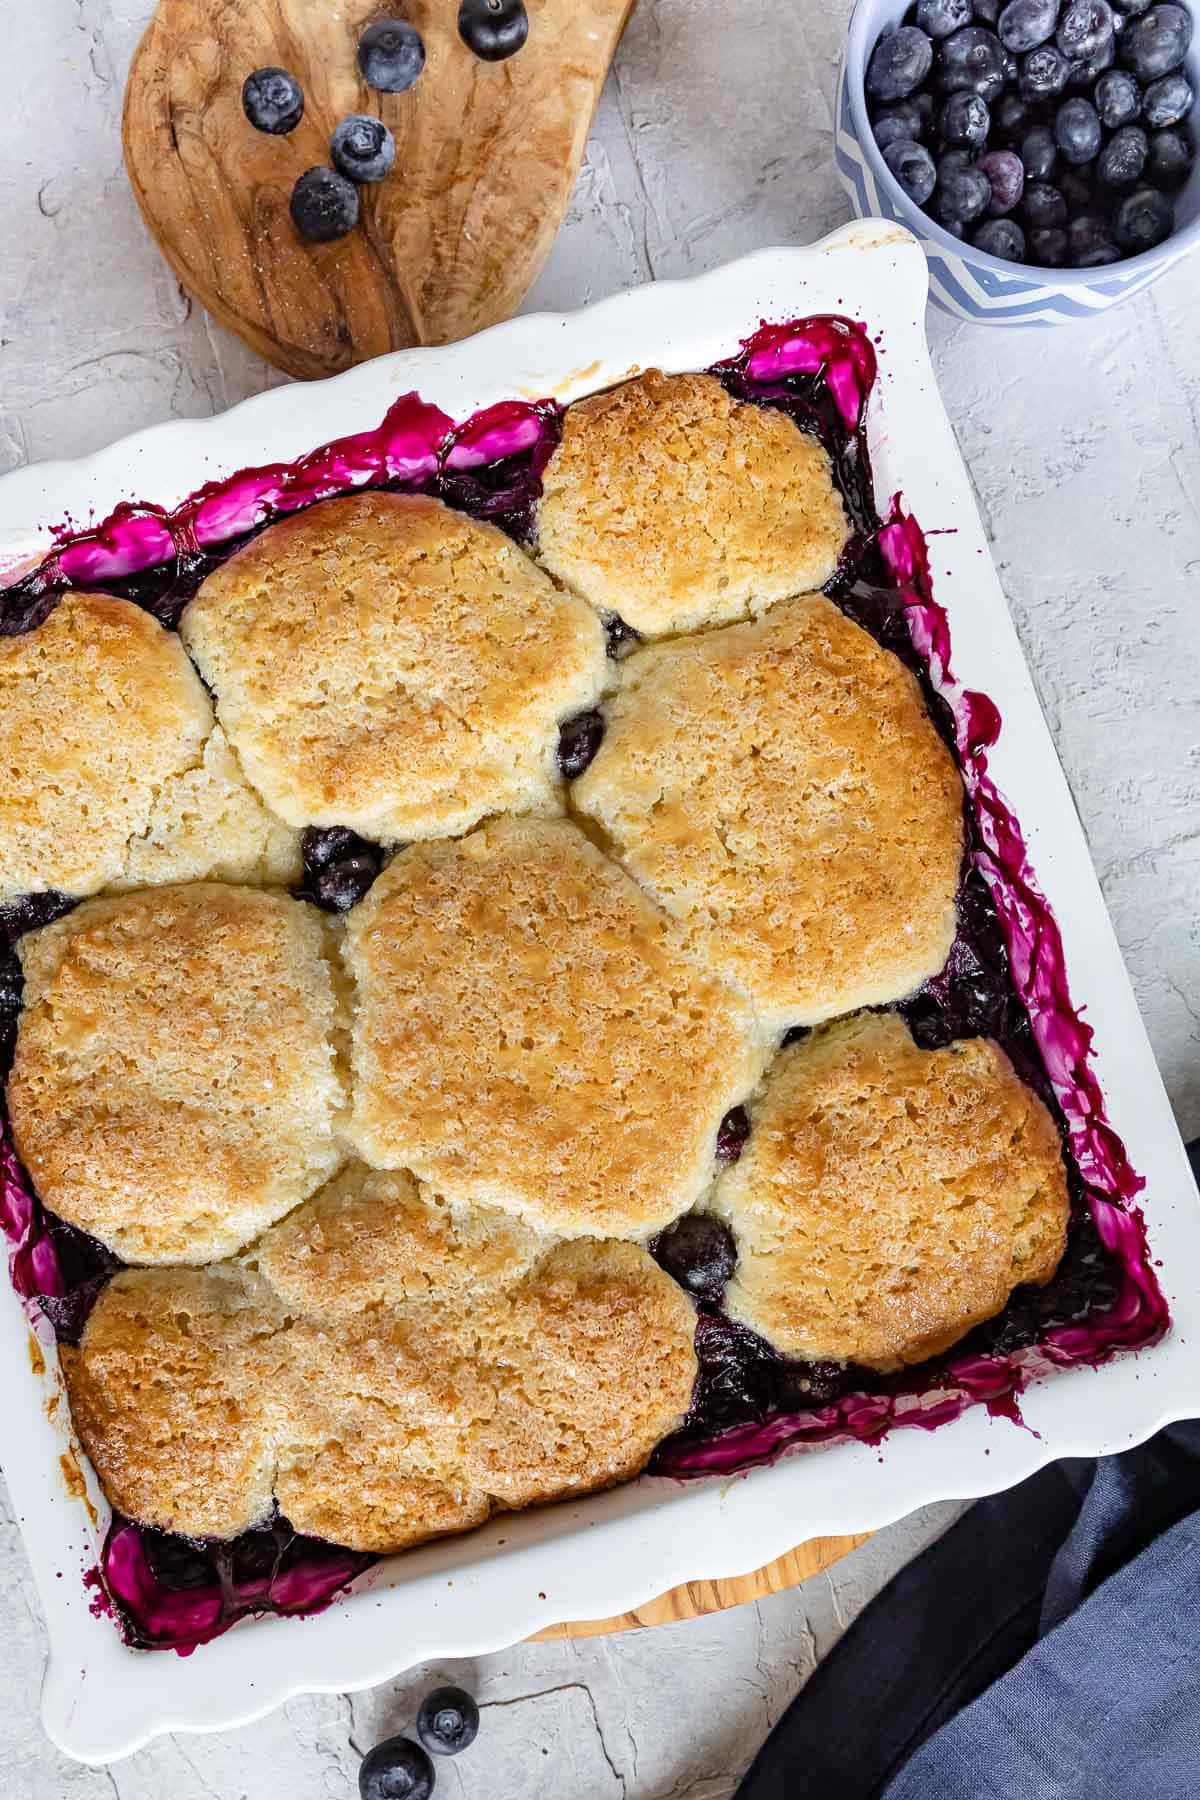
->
[654,1213,738,1299]
[867,25,936,100]
[973,215,1028,255]
[314,853,381,912]
[1054,94,1103,160]
[1095,66,1142,123]
[359,1736,435,1800]
[1142,70,1194,126]
[918,0,974,35]
[458,0,530,61]
[301,825,362,871]
[331,115,397,183]
[1029,222,1071,259]
[1022,178,1070,224]
[933,149,995,221]
[141,1530,219,1592]
[1147,124,1195,185]
[358,18,426,93]
[998,0,1059,53]
[1067,210,1122,259]
[938,24,1009,97]
[781,1024,812,1047]
[716,1104,751,1163]
[602,612,643,659]
[690,1313,779,1427]
[1020,42,1072,97]
[1020,124,1059,178]
[1097,121,1150,182]
[1121,4,1192,78]
[884,137,939,202]
[1059,163,1098,205]
[416,1686,479,1757]
[773,1359,853,1410]
[993,89,1033,136]
[1057,0,1116,59]
[940,88,992,144]
[978,146,1026,209]
[242,67,305,134]
[557,707,605,778]
[290,167,360,241]
[1113,183,1174,248]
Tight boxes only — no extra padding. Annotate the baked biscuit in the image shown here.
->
[9,884,345,1264]
[180,491,607,843]
[574,597,964,1028]
[345,815,764,1238]
[535,371,849,636]
[0,592,211,901]
[714,1012,1070,1369]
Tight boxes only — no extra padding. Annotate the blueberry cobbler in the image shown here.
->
[0,318,1167,1652]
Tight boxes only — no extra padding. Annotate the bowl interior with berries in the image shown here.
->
[837,0,1200,320]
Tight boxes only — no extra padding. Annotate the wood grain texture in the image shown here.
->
[123,0,634,380]
[535,1533,869,1639]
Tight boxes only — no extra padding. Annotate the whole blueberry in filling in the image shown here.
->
[715,1104,751,1164]
[654,1213,738,1302]
[299,826,385,912]
[557,707,605,778]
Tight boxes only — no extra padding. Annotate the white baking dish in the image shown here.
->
[1,223,1196,1766]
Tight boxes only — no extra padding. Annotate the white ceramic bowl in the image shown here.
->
[1,225,1197,1764]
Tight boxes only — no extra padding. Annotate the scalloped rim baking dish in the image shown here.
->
[1,223,1196,1766]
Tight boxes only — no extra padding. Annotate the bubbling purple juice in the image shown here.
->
[0,313,1168,1647]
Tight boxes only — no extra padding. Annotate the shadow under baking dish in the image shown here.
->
[0,313,1169,1654]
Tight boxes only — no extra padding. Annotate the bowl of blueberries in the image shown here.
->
[835,0,1198,320]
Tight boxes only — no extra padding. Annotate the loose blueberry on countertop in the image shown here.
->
[358,18,426,93]
[1019,42,1072,97]
[1094,66,1142,124]
[557,708,605,778]
[716,1104,752,1163]
[1067,210,1122,259]
[884,136,939,201]
[1097,121,1150,182]
[1147,123,1195,184]
[940,88,992,143]
[1022,178,1069,224]
[938,24,1009,97]
[918,0,974,36]
[1029,221,1070,259]
[974,214,1028,254]
[978,145,1026,208]
[416,1686,480,1757]
[1113,183,1175,247]
[331,115,397,183]
[359,1736,435,1800]
[932,148,994,221]
[654,1213,738,1301]
[998,0,1059,54]
[290,167,360,241]
[1142,70,1194,126]
[1121,4,1192,78]
[459,0,530,60]
[1054,94,1103,160]
[1056,0,1116,61]
[242,67,305,134]
[867,25,935,100]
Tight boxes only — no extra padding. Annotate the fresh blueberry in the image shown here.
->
[1054,94,1103,160]
[932,148,994,220]
[716,1105,752,1163]
[914,89,939,133]
[1112,0,1152,11]
[867,26,935,100]
[1142,70,1194,127]
[1067,211,1122,260]
[1146,124,1195,185]
[654,1213,738,1300]
[290,167,360,241]
[1003,44,1021,78]
[918,0,974,37]
[359,1736,435,1800]
[1120,4,1192,78]
[1029,222,1071,259]
[940,89,992,144]
[978,146,1026,209]
[973,215,1028,255]
[938,24,1009,97]
[358,19,426,93]
[998,0,1059,54]
[973,0,1002,20]
[458,0,530,61]
[1094,66,1142,124]
[242,67,304,135]
[1019,43,1072,98]
[883,137,939,202]
[1112,183,1175,247]
[557,708,605,778]
[873,99,929,148]
[330,115,397,183]
[416,1687,480,1757]
[1022,179,1069,224]
[1066,32,1116,81]
[1020,124,1059,178]
[1096,121,1150,181]
[1056,0,1116,60]
[993,89,1033,136]
[1058,163,1098,206]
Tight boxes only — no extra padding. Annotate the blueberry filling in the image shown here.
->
[652,1214,738,1303]
[715,1104,751,1164]
[557,708,605,779]
[603,611,643,659]
[297,826,386,913]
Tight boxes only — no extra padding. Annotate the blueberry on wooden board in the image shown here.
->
[358,18,426,93]
[458,0,531,61]
[331,116,397,183]
[290,167,360,241]
[242,67,304,134]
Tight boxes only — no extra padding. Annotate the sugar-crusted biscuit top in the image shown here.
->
[574,596,964,1028]
[180,491,607,843]
[345,815,764,1238]
[0,592,213,901]
[714,1012,1070,1370]
[9,885,345,1264]
[535,371,849,637]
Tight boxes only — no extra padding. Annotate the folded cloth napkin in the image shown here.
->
[735,1141,1200,1800]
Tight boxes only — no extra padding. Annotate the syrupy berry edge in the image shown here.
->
[0,314,1169,1648]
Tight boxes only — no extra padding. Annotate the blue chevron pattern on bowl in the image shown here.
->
[835,0,1200,326]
